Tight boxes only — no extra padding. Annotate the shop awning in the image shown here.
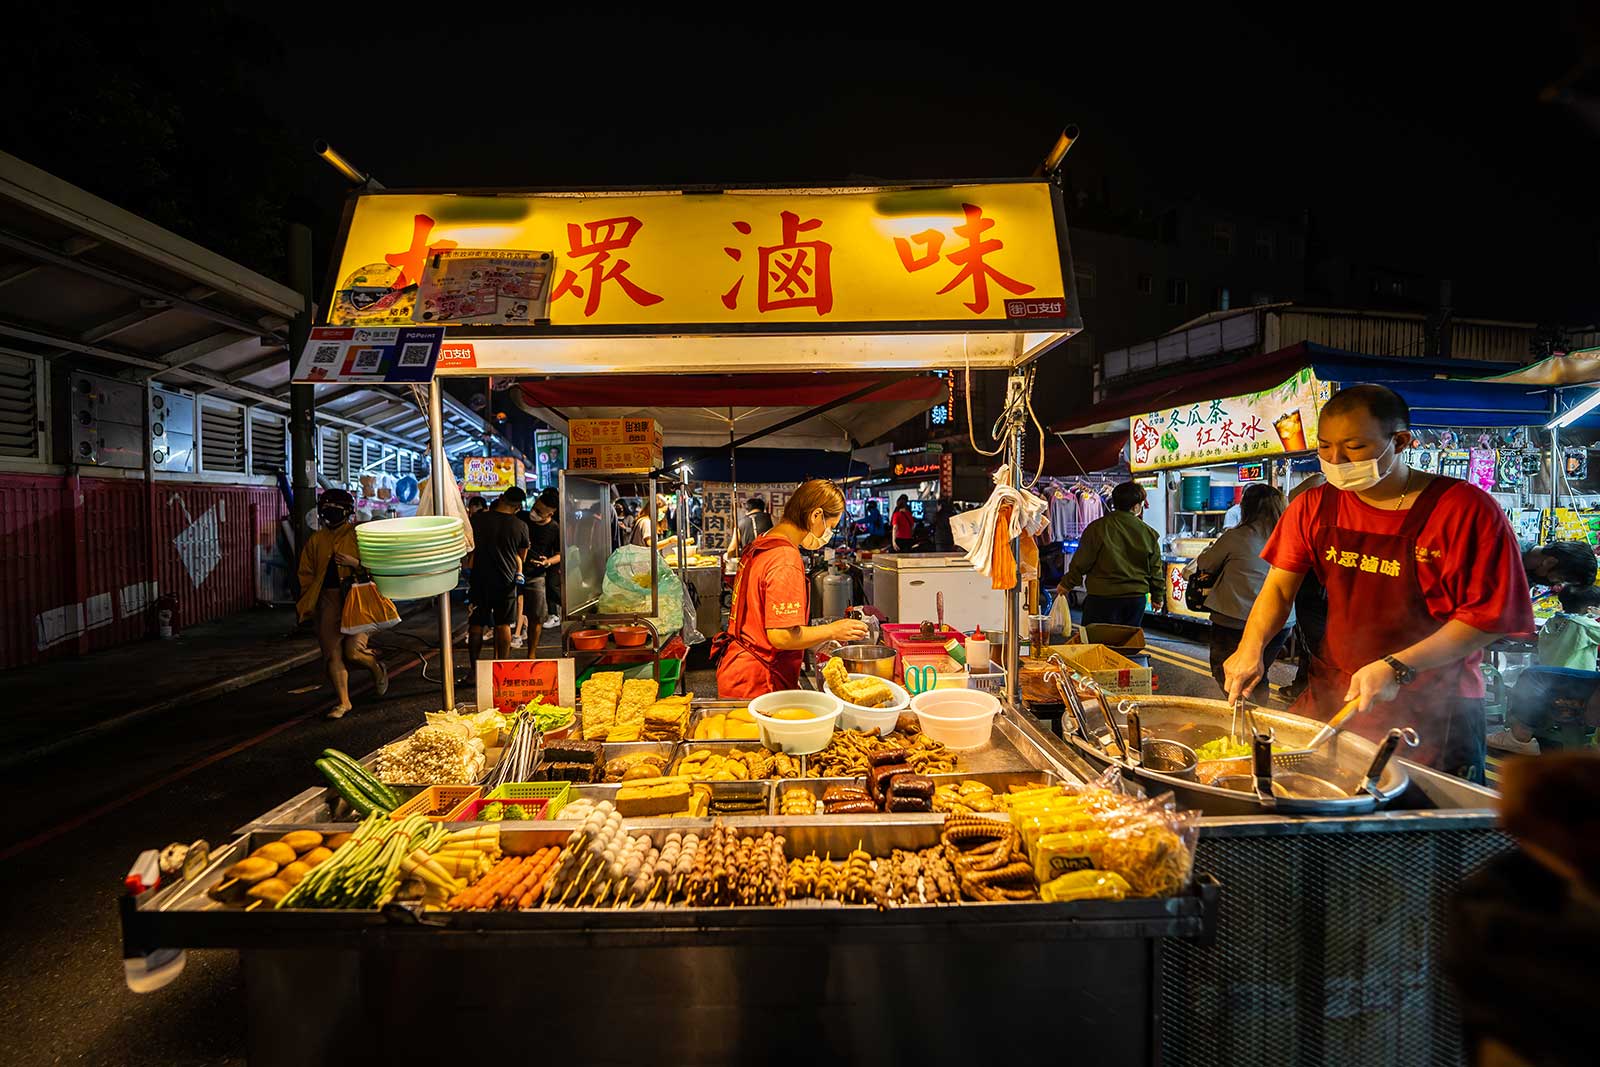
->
[1053,342,1554,434]
[516,372,943,451]
[1463,347,1600,387]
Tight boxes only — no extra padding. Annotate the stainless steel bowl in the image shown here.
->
[1140,738,1197,780]
[832,644,896,679]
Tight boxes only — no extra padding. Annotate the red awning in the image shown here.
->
[517,372,944,451]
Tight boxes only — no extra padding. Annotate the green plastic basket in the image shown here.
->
[484,780,572,817]
[575,658,682,700]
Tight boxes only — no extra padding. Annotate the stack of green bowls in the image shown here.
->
[355,516,468,599]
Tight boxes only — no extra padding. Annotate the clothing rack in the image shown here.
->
[1036,476,1117,541]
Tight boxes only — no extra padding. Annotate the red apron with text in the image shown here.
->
[1292,477,1467,768]
[712,540,806,699]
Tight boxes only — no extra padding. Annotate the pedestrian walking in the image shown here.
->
[1059,481,1163,628]
[465,489,529,666]
[539,487,563,628]
[1191,483,1295,702]
[296,488,387,719]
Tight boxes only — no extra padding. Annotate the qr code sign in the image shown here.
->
[312,343,340,365]
[397,342,432,367]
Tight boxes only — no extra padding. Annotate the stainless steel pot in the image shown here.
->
[1064,695,1416,816]
[818,643,897,679]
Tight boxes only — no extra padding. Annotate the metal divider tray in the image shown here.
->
[124,821,1220,953]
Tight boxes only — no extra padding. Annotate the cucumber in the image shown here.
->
[316,758,382,817]
[322,749,401,809]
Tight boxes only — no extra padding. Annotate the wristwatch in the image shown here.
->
[1382,655,1417,686]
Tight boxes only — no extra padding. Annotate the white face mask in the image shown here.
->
[800,512,832,551]
[1320,443,1394,493]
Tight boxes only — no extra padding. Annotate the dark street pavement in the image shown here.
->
[0,611,1266,1066]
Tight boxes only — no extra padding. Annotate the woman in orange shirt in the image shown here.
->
[714,479,868,698]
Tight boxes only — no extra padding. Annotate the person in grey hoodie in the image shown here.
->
[1193,483,1295,701]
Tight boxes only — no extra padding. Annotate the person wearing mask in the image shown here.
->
[296,489,387,719]
[1059,481,1163,627]
[890,495,915,552]
[714,478,869,698]
[725,497,775,560]
[1192,484,1295,703]
[1223,385,1534,783]
[631,498,669,547]
[538,487,563,628]
[513,492,562,655]
[465,489,530,666]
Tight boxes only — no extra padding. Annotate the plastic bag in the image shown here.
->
[949,506,987,553]
[416,463,474,551]
[341,580,402,635]
[599,546,684,632]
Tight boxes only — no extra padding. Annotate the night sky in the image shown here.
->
[6,2,1598,323]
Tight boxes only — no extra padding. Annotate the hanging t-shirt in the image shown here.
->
[1049,491,1078,540]
[1077,489,1104,526]
[1262,480,1535,694]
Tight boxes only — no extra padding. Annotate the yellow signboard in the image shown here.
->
[1129,368,1332,473]
[328,184,1068,329]
[462,456,522,494]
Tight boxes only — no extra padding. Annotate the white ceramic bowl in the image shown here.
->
[909,689,1001,749]
[747,690,842,755]
[371,567,460,600]
[823,673,910,737]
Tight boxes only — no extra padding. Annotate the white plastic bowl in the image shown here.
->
[824,673,910,737]
[358,534,467,552]
[748,690,842,755]
[357,516,463,539]
[371,567,460,600]
[358,542,467,564]
[909,689,1001,749]
[364,556,466,576]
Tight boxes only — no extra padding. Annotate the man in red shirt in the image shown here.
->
[715,479,868,698]
[1223,385,1534,782]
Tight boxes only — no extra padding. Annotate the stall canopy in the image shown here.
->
[516,372,943,452]
[1053,342,1575,437]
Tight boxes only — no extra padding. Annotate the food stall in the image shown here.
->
[121,184,1510,1067]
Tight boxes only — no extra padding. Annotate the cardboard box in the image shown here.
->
[1044,643,1152,696]
[569,418,662,449]
[568,442,664,474]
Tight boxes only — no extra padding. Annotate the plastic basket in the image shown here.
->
[389,785,482,822]
[484,780,572,817]
[454,796,550,822]
[575,658,682,700]
[968,666,1007,694]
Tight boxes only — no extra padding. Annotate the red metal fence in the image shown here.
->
[0,473,286,670]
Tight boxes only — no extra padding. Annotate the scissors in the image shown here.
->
[905,664,937,695]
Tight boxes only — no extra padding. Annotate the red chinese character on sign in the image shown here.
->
[723,213,834,315]
[1241,415,1265,438]
[385,214,458,287]
[1195,427,1216,447]
[551,216,663,317]
[1219,419,1240,445]
[895,203,1034,314]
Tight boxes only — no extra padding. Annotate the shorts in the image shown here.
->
[469,584,518,628]
[521,574,548,622]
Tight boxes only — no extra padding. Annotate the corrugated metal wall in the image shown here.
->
[0,474,285,670]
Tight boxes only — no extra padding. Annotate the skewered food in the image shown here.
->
[683,821,788,906]
[805,729,956,778]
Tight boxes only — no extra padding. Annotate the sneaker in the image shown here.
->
[509,635,527,650]
[544,615,560,629]
[1486,729,1539,755]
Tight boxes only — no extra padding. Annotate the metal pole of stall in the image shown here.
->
[1006,422,1024,708]
[1550,389,1562,514]
[429,378,456,709]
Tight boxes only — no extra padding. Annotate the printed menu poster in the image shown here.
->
[415,249,554,326]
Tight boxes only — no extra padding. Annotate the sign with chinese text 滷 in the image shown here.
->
[328,185,1067,329]
[1129,369,1331,473]
[463,456,523,494]
[700,482,793,553]
[293,325,445,384]
[475,658,575,716]
[1237,461,1266,483]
